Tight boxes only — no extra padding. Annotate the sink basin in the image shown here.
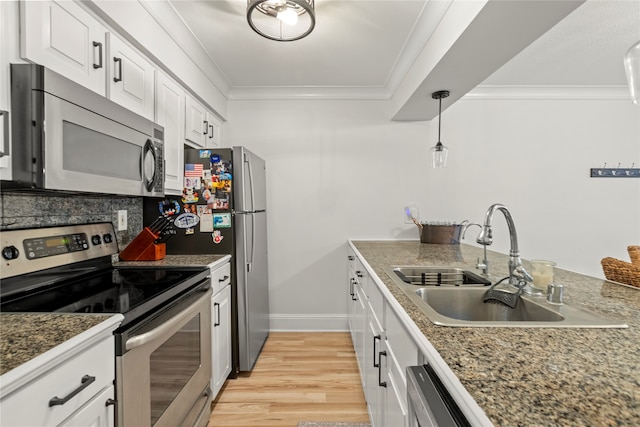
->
[391,266,491,286]
[383,266,627,328]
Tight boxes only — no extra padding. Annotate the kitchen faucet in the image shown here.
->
[476,203,533,289]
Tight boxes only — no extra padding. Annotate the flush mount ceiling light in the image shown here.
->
[247,0,315,42]
[430,90,450,168]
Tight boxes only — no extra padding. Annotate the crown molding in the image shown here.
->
[464,85,631,100]
[228,86,392,101]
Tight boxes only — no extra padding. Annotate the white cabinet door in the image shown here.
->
[156,71,185,194]
[211,285,232,399]
[20,0,107,96]
[185,93,207,148]
[58,386,115,427]
[205,112,221,148]
[365,307,384,427]
[107,33,155,121]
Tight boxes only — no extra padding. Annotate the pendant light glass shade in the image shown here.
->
[431,90,450,168]
[624,40,640,104]
[431,142,448,168]
[247,0,315,42]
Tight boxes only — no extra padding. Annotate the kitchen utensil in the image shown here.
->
[417,222,467,244]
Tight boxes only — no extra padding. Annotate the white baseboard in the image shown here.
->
[269,314,349,332]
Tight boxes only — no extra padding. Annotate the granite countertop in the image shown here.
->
[351,240,640,427]
[114,254,230,268]
[0,313,114,376]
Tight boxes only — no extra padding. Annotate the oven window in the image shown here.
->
[149,314,201,426]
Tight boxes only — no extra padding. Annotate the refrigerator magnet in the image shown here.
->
[212,230,224,244]
[199,150,212,159]
[158,199,180,216]
[200,213,214,232]
[174,212,200,229]
[213,213,231,228]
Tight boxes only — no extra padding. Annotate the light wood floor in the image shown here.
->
[208,332,370,427]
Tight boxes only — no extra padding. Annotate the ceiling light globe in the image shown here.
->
[247,0,315,42]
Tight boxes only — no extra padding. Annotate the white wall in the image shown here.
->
[224,96,640,331]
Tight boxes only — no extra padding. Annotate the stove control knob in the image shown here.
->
[91,235,102,245]
[2,246,20,260]
[103,233,113,244]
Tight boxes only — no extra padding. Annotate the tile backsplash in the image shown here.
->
[0,192,143,250]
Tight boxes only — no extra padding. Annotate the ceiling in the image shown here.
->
[167,0,640,108]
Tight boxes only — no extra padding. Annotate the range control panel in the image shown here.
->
[1,223,118,279]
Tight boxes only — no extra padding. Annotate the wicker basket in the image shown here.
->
[628,245,640,266]
[601,245,640,288]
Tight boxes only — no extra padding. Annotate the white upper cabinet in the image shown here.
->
[107,33,155,121]
[20,0,107,96]
[156,71,185,194]
[185,93,221,149]
[184,92,208,148]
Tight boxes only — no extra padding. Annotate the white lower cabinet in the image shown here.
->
[210,261,232,399]
[0,335,116,427]
[58,386,115,427]
[347,245,419,427]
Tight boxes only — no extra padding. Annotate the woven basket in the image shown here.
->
[601,245,640,288]
[628,245,640,266]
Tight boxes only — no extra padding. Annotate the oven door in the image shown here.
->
[42,90,164,197]
[117,285,212,427]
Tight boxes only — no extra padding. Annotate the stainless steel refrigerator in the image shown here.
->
[143,146,269,374]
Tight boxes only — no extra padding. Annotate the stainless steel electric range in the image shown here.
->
[1,222,212,427]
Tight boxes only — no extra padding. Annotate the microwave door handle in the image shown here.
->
[0,111,8,157]
[142,139,156,191]
[125,288,212,351]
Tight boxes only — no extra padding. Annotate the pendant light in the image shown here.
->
[247,0,315,42]
[430,90,450,168]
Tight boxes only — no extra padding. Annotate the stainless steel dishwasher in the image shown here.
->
[407,365,472,427]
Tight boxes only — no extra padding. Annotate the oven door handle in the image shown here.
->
[125,288,212,351]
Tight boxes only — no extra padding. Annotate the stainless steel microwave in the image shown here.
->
[4,64,164,197]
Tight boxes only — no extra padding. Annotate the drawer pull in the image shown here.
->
[218,275,229,282]
[49,375,95,407]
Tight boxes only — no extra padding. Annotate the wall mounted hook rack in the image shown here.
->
[590,163,640,178]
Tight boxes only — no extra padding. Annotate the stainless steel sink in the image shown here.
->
[383,266,628,328]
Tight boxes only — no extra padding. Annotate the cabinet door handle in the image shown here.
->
[93,41,103,69]
[373,335,381,368]
[203,120,209,135]
[209,124,214,139]
[349,278,355,297]
[218,275,229,282]
[348,256,354,261]
[356,271,363,278]
[378,351,387,388]
[49,375,95,407]
[214,302,221,326]
[113,57,122,82]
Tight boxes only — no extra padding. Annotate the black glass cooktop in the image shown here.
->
[0,266,210,327]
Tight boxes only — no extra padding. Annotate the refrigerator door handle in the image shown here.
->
[249,213,256,272]
[244,152,256,212]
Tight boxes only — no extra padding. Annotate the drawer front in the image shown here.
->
[0,336,114,427]
[211,262,231,295]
